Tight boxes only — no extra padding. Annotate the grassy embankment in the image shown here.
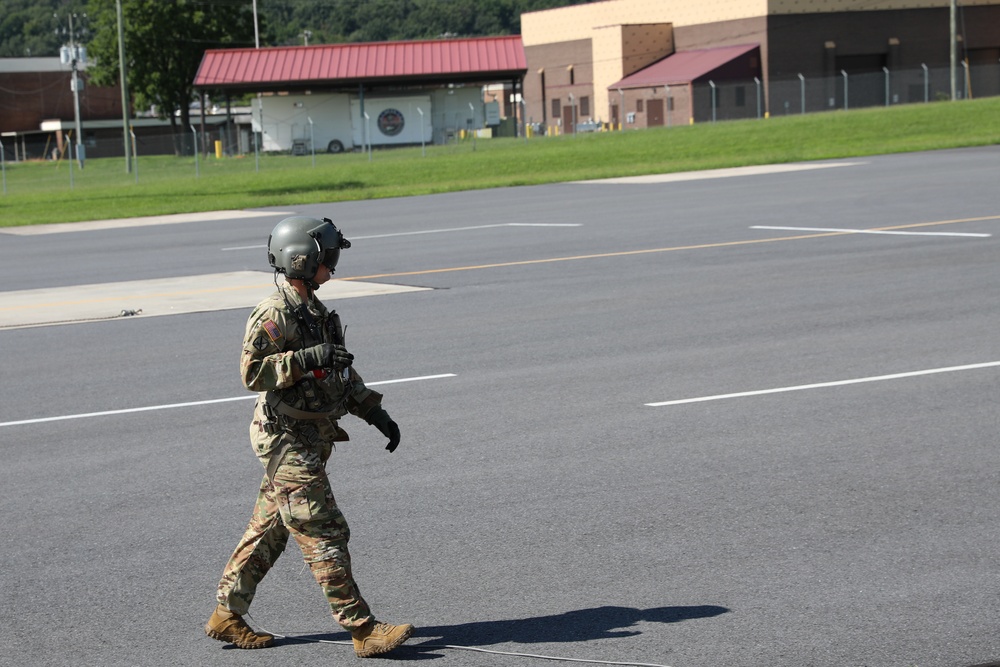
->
[1,96,998,228]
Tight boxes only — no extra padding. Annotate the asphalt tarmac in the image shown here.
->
[2,147,999,667]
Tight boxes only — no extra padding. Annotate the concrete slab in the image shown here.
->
[0,271,429,329]
[572,161,863,184]
[0,210,293,235]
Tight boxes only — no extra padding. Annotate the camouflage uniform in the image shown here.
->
[215,282,384,631]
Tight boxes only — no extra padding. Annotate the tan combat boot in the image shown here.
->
[204,603,274,649]
[351,620,414,657]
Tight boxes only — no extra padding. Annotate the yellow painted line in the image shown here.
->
[872,214,1000,231]
[344,214,999,282]
[344,232,845,280]
[3,214,993,320]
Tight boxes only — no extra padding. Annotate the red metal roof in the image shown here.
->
[609,44,761,89]
[194,35,527,91]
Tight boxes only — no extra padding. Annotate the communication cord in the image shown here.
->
[255,619,673,667]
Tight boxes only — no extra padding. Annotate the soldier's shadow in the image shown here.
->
[286,604,728,659]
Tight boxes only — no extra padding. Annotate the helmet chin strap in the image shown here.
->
[275,270,317,299]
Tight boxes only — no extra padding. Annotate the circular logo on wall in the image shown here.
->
[377,108,405,136]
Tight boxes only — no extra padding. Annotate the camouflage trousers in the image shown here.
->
[215,442,373,631]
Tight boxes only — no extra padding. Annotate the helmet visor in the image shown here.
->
[321,247,341,271]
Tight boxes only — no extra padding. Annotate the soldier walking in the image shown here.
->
[205,216,413,658]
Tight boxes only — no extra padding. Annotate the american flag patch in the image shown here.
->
[262,320,282,342]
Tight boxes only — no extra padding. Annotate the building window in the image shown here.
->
[580,96,590,116]
[636,99,644,112]
[552,98,560,119]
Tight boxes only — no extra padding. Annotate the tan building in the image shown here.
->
[521,0,1000,129]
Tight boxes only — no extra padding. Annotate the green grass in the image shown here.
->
[2,97,998,227]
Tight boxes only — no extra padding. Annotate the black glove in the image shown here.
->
[292,343,353,372]
[366,406,401,453]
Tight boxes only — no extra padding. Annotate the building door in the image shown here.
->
[647,98,664,127]
[562,105,575,133]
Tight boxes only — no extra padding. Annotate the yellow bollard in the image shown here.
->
[214,140,223,158]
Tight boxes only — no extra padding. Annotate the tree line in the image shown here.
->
[1,0,592,57]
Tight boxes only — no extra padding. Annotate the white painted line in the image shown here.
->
[366,373,457,385]
[752,225,991,238]
[222,223,582,250]
[0,374,457,428]
[574,161,863,185]
[645,361,1000,407]
[1,210,293,236]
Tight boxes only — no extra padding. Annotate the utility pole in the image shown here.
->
[950,0,957,100]
[117,0,132,173]
[58,12,87,169]
[253,0,263,170]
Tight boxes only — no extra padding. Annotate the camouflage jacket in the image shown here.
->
[242,282,383,458]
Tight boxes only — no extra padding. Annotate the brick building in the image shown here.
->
[520,0,1000,129]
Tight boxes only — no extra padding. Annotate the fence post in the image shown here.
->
[798,74,805,114]
[190,125,199,178]
[754,77,761,119]
[253,101,261,173]
[308,116,315,167]
[469,102,478,150]
[1,140,5,195]
[709,80,716,122]
[922,64,929,103]
[883,67,890,106]
[665,84,672,127]
[364,112,372,161]
[572,93,576,137]
[130,126,138,184]
[841,70,849,110]
[417,107,426,155]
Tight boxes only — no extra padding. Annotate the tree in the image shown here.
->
[84,0,257,155]
[0,0,89,58]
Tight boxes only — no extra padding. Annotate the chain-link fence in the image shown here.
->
[695,62,1000,122]
[4,62,997,167]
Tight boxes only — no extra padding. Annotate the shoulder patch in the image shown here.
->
[262,320,283,342]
